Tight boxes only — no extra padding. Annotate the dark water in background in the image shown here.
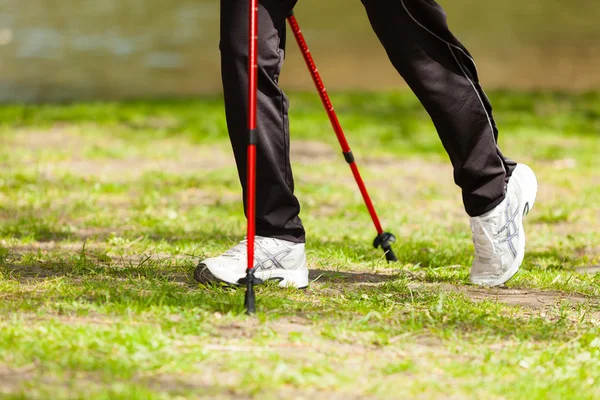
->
[285,0,600,90]
[0,0,598,101]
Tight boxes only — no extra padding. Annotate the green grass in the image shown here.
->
[1,91,599,399]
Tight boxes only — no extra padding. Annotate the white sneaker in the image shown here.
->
[470,163,538,286]
[194,236,309,288]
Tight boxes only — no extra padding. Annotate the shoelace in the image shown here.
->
[222,240,248,259]
[497,198,521,257]
[222,239,282,269]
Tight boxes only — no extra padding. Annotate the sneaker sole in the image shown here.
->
[194,263,309,289]
[475,164,537,287]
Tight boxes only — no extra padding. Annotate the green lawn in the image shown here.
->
[0,91,599,399]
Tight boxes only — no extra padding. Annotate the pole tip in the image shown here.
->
[373,232,398,263]
[239,269,263,315]
[244,281,256,315]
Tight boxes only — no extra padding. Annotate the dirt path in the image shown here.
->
[308,268,596,311]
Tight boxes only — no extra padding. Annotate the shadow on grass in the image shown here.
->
[2,257,596,343]
[0,226,74,243]
[309,269,405,284]
[1,260,196,287]
[2,229,590,288]
[2,260,408,289]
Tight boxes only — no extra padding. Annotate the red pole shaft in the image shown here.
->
[287,15,384,235]
[247,0,259,272]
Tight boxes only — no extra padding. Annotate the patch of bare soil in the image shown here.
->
[13,127,78,151]
[4,239,108,257]
[12,127,236,181]
[0,364,369,400]
[298,155,459,201]
[208,316,313,341]
[309,267,595,311]
[576,265,600,275]
[1,259,192,286]
[1,263,63,280]
[309,268,406,284]
[48,151,233,180]
[0,311,450,398]
[0,364,38,393]
[176,187,240,208]
[7,313,131,327]
[443,284,591,309]
[367,159,458,197]
[291,140,337,163]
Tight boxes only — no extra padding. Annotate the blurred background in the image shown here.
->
[0,0,599,102]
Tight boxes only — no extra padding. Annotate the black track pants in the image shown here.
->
[220,0,517,243]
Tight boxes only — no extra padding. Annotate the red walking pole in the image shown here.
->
[287,14,397,262]
[238,0,263,314]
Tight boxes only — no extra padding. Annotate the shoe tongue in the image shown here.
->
[223,251,243,259]
[223,241,247,258]
[259,238,274,246]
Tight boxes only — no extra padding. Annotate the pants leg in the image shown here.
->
[220,0,305,242]
[361,0,517,217]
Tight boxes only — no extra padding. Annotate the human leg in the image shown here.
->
[221,0,304,242]
[360,0,536,286]
[361,0,516,217]
[196,0,308,287]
